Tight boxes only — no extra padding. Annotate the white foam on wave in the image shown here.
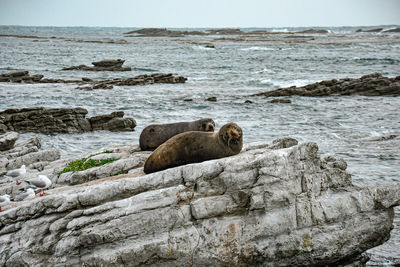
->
[263,79,317,88]
[192,45,214,51]
[271,28,289,33]
[240,47,275,51]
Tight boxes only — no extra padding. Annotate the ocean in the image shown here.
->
[0,25,399,265]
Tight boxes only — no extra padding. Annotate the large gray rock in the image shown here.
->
[0,132,19,151]
[0,107,136,133]
[0,138,399,266]
[251,73,400,97]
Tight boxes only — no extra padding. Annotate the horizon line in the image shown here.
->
[0,24,399,29]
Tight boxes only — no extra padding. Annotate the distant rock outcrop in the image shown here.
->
[251,73,400,97]
[62,59,131,71]
[0,107,136,133]
[0,70,187,87]
[0,137,399,266]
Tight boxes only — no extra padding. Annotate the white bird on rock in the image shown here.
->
[0,194,11,212]
[13,188,35,202]
[24,175,52,196]
[6,165,26,185]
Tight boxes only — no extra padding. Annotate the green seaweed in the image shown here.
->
[58,152,118,176]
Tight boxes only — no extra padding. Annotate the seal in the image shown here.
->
[144,122,243,174]
[139,118,215,151]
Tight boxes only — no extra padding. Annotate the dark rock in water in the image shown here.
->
[0,107,136,133]
[251,73,400,97]
[244,100,254,103]
[356,28,383,33]
[89,111,136,131]
[62,59,131,71]
[384,28,400,33]
[206,96,217,102]
[0,70,44,83]
[204,44,215,48]
[269,99,292,103]
[0,132,19,151]
[183,98,193,102]
[0,70,187,87]
[124,28,206,37]
[92,83,113,90]
[295,29,329,34]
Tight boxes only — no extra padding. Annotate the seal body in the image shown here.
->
[139,118,215,151]
[144,122,243,174]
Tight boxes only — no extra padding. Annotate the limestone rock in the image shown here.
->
[0,138,399,266]
[251,73,400,97]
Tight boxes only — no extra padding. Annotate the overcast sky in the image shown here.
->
[0,0,399,28]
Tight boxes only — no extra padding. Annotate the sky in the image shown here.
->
[0,0,399,28]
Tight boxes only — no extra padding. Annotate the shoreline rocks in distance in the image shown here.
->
[0,70,187,87]
[0,107,136,133]
[251,73,400,97]
[61,59,131,71]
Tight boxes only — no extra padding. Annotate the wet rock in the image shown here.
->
[0,107,136,133]
[0,70,43,83]
[295,29,329,34]
[384,28,400,33]
[244,100,254,103]
[183,98,193,102]
[356,28,383,33]
[268,99,292,103]
[0,132,19,151]
[0,137,399,266]
[124,28,206,37]
[206,96,217,102]
[251,73,400,97]
[0,70,187,87]
[62,59,131,71]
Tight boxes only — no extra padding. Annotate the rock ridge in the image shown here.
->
[251,73,400,97]
[0,70,187,87]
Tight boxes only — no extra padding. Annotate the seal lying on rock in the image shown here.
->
[139,118,215,151]
[144,122,243,174]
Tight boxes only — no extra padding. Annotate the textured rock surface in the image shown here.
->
[0,137,399,266]
[0,107,136,133]
[251,73,400,97]
[0,70,187,87]
[62,59,131,71]
[0,132,19,151]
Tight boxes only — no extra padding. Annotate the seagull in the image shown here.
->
[13,188,35,202]
[24,175,52,196]
[0,194,11,212]
[6,165,26,185]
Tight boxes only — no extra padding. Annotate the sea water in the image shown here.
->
[0,25,399,264]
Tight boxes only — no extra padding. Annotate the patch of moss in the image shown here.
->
[58,155,118,176]
[117,170,128,175]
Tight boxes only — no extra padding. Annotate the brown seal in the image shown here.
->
[139,118,215,151]
[144,122,243,174]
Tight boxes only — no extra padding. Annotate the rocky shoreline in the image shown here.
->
[0,135,399,266]
[0,70,187,88]
[251,73,400,97]
[0,107,136,133]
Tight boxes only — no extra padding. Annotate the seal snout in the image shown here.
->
[206,123,215,132]
[228,128,240,139]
